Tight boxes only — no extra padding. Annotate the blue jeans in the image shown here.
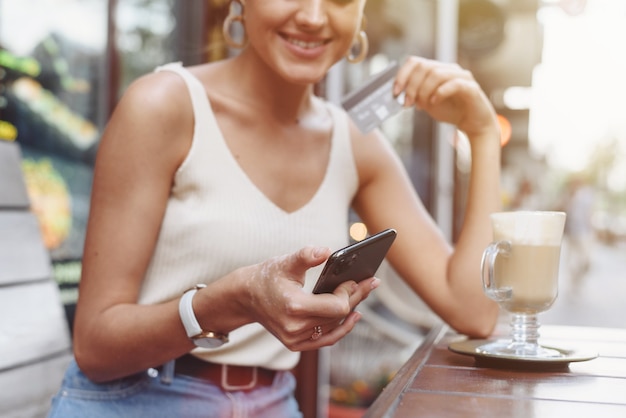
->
[47,360,303,418]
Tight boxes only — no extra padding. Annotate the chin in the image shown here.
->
[279,64,329,85]
[288,74,326,86]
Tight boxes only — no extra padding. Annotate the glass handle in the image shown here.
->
[481,240,512,302]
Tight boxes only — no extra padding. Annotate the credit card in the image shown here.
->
[341,62,406,134]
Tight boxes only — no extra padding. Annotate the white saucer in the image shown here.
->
[448,339,598,369]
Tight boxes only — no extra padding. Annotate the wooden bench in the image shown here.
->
[0,140,72,417]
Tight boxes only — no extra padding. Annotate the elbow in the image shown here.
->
[73,336,116,383]
[448,303,499,339]
[74,352,119,384]
[456,320,496,340]
[73,342,102,382]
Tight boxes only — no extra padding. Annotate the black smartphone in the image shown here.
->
[312,228,397,294]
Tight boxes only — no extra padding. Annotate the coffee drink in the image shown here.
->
[494,244,561,314]
[480,211,567,358]
[482,211,566,314]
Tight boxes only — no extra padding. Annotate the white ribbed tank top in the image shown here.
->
[138,62,358,369]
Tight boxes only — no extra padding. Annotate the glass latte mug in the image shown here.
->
[480,211,566,358]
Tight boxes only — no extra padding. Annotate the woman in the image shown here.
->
[48,0,501,416]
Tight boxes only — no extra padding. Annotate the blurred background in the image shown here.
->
[1,0,625,417]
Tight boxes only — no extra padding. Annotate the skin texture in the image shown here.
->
[73,0,501,383]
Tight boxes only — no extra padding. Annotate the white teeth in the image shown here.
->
[287,38,324,49]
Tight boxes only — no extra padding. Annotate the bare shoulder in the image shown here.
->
[99,67,196,173]
[114,69,192,129]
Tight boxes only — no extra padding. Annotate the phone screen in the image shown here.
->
[312,228,397,294]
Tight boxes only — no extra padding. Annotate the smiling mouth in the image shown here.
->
[284,36,327,49]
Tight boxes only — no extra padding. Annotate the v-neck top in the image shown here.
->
[138,62,358,370]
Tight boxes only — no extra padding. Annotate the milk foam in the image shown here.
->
[491,211,566,246]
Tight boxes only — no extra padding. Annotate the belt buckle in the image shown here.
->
[221,364,258,391]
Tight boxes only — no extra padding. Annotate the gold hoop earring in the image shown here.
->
[223,0,248,49]
[346,30,369,64]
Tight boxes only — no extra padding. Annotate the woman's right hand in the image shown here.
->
[233,247,379,351]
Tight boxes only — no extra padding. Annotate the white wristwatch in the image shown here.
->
[178,284,229,349]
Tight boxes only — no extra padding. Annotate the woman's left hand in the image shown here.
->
[393,56,498,140]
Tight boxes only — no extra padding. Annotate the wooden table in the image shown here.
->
[365,322,626,417]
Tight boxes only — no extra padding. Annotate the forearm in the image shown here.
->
[73,270,250,383]
[447,130,501,337]
[73,301,192,382]
[456,130,502,249]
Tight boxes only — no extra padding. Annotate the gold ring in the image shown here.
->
[310,325,323,341]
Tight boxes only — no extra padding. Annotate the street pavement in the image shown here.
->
[542,239,626,329]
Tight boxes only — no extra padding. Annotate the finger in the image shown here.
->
[430,77,479,106]
[397,58,473,108]
[411,64,471,108]
[395,57,452,106]
[312,310,361,345]
[393,57,427,107]
[393,56,427,95]
[292,315,345,343]
[290,277,377,344]
[306,276,379,321]
[292,311,363,351]
[283,246,331,278]
[304,291,353,320]
[335,276,381,309]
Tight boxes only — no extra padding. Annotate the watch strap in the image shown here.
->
[179,286,204,338]
[178,285,229,348]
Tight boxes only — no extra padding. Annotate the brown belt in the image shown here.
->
[174,354,276,391]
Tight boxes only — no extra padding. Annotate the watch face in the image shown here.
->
[194,338,225,349]
[193,335,227,349]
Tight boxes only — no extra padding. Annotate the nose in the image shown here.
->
[294,0,327,29]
